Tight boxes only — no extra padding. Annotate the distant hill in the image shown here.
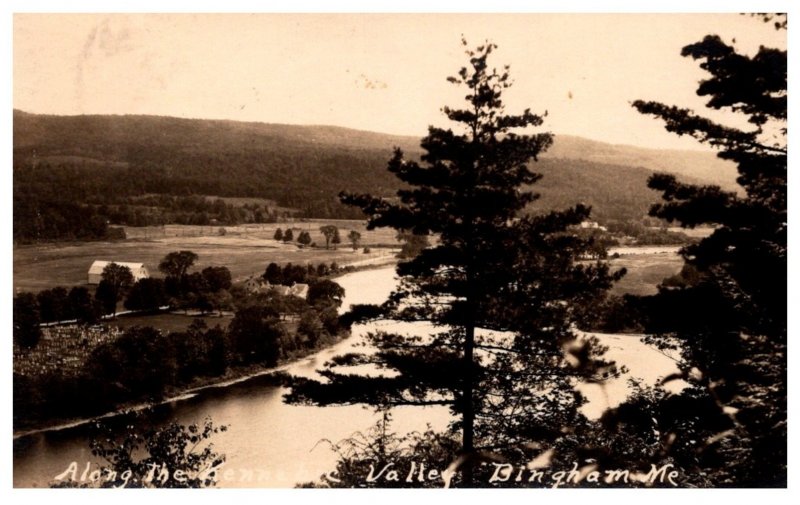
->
[543,134,738,191]
[13,110,739,241]
[13,109,423,158]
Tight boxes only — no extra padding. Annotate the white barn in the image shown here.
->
[87,261,150,285]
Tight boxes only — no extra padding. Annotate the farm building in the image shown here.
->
[241,277,309,298]
[243,276,268,293]
[87,261,150,284]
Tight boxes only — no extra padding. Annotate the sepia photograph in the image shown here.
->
[7,4,790,495]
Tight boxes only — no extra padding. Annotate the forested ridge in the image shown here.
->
[14,109,728,242]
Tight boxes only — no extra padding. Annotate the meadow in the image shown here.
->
[608,249,685,296]
[13,221,400,293]
[13,221,686,298]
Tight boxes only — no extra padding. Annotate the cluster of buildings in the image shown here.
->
[242,276,309,298]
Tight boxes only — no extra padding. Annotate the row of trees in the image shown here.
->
[262,261,341,286]
[286,25,786,488]
[13,272,137,349]
[12,191,283,243]
[15,274,348,428]
[274,227,312,246]
[97,196,281,228]
[13,249,355,352]
[274,225,351,250]
[12,198,121,243]
[274,226,365,251]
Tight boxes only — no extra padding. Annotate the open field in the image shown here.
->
[14,222,400,293]
[122,220,400,246]
[666,226,715,239]
[608,250,684,296]
[14,222,685,297]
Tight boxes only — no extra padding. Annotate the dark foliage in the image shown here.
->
[86,326,177,401]
[94,280,118,317]
[68,286,102,324]
[264,262,283,284]
[306,279,345,309]
[286,40,621,486]
[13,292,41,348]
[52,413,227,488]
[617,23,787,486]
[201,266,232,292]
[36,287,70,323]
[124,278,169,312]
[158,250,198,280]
[96,263,134,317]
[227,306,285,366]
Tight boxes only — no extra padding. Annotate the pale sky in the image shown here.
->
[13,13,787,150]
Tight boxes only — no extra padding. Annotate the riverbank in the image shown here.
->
[13,266,408,488]
[14,260,401,439]
[14,264,687,488]
[12,329,352,440]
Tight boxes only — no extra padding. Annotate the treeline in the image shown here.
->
[604,220,691,245]
[112,195,280,227]
[12,265,236,350]
[13,168,283,242]
[12,196,126,243]
[13,273,348,429]
[19,286,101,325]
[262,261,341,285]
[13,254,348,349]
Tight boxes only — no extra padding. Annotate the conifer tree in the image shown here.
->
[614,16,787,486]
[286,40,621,486]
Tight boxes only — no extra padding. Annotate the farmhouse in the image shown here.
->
[243,275,268,293]
[87,261,149,284]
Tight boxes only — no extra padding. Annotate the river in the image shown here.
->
[12,265,682,488]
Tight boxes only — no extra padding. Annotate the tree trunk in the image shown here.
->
[462,211,476,487]
[462,322,475,487]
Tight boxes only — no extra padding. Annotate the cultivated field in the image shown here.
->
[13,221,401,293]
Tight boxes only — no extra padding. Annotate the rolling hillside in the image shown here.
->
[543,134,738,190]
[13,110,739,241]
